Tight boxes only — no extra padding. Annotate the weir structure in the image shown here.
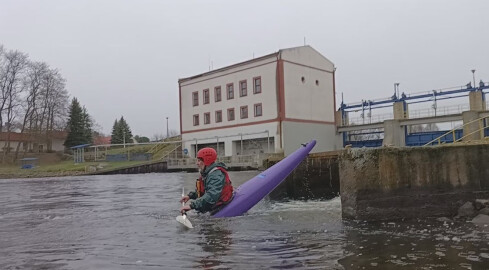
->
[335,79,489,220]
[336,81,489,147]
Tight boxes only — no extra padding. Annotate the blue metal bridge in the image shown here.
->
[338,80,489,147]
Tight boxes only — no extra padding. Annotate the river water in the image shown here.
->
[0,172,488,269]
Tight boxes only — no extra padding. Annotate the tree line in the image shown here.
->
[0,44,70,159]
[1,44,177,162]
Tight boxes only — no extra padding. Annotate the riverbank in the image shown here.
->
[0,160,147,179]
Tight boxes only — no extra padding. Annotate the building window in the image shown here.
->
[204,112,210,124]
[227,108,235,121]
[193,114,199,126]
[227,83,234,100]
[192,91,199,106]
[203,89,209,104]
[253,77,261,94]
[215,86,221,102]
[215,110,222,123]
[240,106,248,119]
[254,103,262,117]
[239,80,247,97]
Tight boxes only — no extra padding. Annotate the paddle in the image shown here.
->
[176,187,193,229]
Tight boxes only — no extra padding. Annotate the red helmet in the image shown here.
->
[197,147,217,166]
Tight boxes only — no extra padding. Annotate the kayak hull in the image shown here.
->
[213,140,316,218]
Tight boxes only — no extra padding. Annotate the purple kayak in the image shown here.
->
[213,140,316,218]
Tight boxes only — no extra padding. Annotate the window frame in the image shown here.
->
[203,89,210,104]
[227,108,235,121]
[240,105,248,119]
[226,83,234,100]
[239,80,247,97]
[192,91,199,106]
[215,110,222,123]
[204,112,210,125]
[254,103,263,117]
[214,86,221,102]
[253,76,262,94]
[193,114,199,126]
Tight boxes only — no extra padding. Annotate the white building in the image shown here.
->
[179,45,337,157]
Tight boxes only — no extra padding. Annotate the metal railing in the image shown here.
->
[424,115,489,146]
[166,154,264,169]
[345,103,471,126]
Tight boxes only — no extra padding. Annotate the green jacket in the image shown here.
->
[188,162,227,213]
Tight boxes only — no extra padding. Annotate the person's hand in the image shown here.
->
[180,205,191,214]
[180,195,190,203]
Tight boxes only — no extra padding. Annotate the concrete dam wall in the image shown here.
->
[340,144,489,220]
[269,152,340,200]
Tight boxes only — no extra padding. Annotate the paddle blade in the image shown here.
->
[176,215,193,229]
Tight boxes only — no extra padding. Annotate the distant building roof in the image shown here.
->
[93,135,111,145]
[0,131,67,142]
[0,132,33,142]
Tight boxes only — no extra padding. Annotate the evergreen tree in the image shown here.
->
[64,98,92,148]
[134,135,150,143]
[82,107,93,144]
[118,116,133,144]
[110,116,133,144]
[110,119,121,144]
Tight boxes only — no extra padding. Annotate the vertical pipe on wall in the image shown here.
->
[267,130,270,153]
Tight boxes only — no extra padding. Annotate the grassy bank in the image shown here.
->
[0,160,147,179]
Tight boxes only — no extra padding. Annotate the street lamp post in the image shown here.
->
[471,69,476,89]
[394,83,400,99]
[166,117,169,139]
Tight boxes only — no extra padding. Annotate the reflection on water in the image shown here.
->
[0,172,488,269]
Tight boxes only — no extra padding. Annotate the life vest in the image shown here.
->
[196,167,234,208]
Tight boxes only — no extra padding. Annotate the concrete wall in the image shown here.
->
[269,152,340,200]
[94,161,168,175]
[340,145,489,220]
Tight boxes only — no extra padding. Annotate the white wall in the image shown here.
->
[179,46,339,156]
[180,56,278,133]
[182,121,279,157]
[280,45,334,71]
[282,62,335,122]
[52,139,65,152]
[282,121,338,155]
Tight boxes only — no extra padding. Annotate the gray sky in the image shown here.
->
[1,0,488,137]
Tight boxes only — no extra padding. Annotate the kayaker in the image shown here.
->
[180,147,234,215]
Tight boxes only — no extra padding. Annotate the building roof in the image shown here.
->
[93,135,111,145]
[0,132,33,142]
[0,131,67,142]
[178,51,278,84]
[178,45,333,84]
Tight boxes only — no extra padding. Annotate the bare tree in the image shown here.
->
[1,49,28,132]
[0,50,28,160]
[0,44,71,162]
[14,61,48,158]
[152,133,164,142]
[27,67,68,152]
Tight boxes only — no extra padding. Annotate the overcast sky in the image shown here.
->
[1,0,488,137]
